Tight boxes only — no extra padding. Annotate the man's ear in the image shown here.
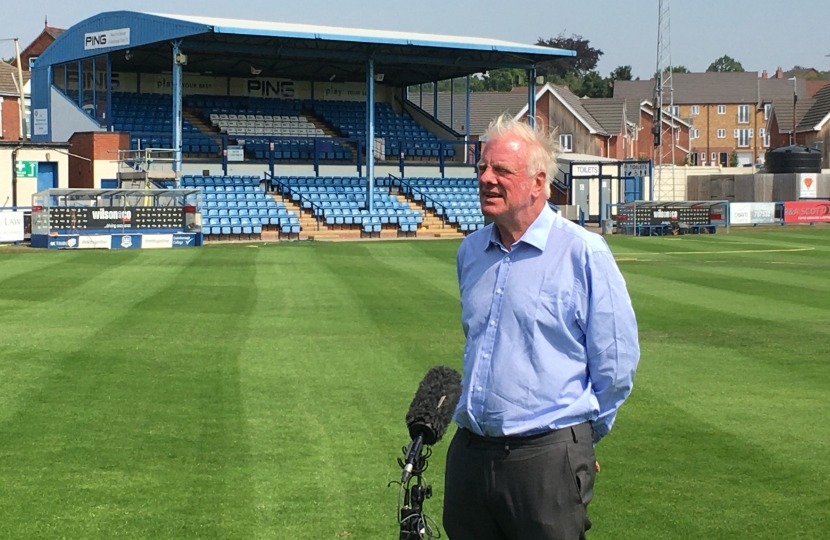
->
[532,170,547,197]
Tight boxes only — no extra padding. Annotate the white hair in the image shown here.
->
[481,114,559,197]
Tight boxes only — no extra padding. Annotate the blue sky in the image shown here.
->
[3,0,829,80]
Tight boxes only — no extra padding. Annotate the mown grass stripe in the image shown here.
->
[624,271,830,325]
[0,248,258,539]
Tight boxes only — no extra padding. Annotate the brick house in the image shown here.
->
[780,84,830,167]
[764,96,814,149]
[416,84,649,159]
[0,62,30,140]
[615,72,807,166]
[10,23,65,71]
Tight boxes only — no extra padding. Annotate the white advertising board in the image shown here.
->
[799,173,817,199]
[142,234,174,249]
[227,146,244,162]
[729,203,776,225]
[0,211,25,243]
[78,235,112,249]
[33,109,48,136]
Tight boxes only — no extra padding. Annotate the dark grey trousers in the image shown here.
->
[443,423,595,540]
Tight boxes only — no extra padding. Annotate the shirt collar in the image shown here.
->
[487,203,555,252]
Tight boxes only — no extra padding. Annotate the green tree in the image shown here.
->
[480,69,524,91]
[609,65,633,82]
[729,149,739,167]
[535,33,603,78]
[707,55,745,73]
[580,71,611,98]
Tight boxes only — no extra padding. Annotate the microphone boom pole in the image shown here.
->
[395,366,462,540]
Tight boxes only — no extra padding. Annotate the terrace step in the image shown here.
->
[272,193,321,239]
[394,194,464,238]
[183,110,215,134]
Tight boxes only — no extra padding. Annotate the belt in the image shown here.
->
[459,422,591,449]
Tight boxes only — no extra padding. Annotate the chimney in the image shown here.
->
[775,67,784,79]
[761,70,768,79]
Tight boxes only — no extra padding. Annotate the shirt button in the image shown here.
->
[476,386,483,392]
[483,353,489,359]
[504,256,511,262]
[489,320,496,326]
[496,288,503,294]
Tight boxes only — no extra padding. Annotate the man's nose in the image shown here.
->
[479,167,495,184]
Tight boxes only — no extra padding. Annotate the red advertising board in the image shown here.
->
[783,201,830,223]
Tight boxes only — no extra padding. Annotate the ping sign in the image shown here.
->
[84,28,131,50]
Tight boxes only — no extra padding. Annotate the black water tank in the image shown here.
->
[764,145,822,173]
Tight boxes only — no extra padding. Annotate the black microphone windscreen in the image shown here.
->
[405,366,462,445]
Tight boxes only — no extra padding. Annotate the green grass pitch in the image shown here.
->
[1,228,829,539]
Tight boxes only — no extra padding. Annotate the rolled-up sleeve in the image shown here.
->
[583,248,640,444]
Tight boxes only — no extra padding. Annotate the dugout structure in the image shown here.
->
[30,188,202,249]
[614,200,729,236]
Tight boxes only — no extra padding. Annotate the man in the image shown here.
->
[443,114,640,540]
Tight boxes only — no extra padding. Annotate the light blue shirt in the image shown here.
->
[454,204,639,443]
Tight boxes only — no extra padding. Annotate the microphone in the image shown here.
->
[401,366,462,483]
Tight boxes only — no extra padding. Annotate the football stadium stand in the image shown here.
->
[270,176,425,237]
[181,175,301,240]
[398,178,485,233]
[24,11,574,241]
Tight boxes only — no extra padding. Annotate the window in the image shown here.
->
[700,152,706,163]
[764,103,772,120]
[668,105,680,117]
[559,134,573,152]
[737,129,751,148]
[760,128,770,148]
[738,104,750,124]
[691,105,700,116]
[717,129,726,138]
[28,56,38,68]
[692,128,700,139]
[718,105,726,115]
[711,152,717,162]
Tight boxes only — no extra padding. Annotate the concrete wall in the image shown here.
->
[50,86,103,142]
[736,174,774,201]
[401,100,463,143]
[772,174,799,201]
[0,145,69,207]
[689,172,829,201]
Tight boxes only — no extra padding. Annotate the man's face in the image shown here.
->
[477,133,543,221]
